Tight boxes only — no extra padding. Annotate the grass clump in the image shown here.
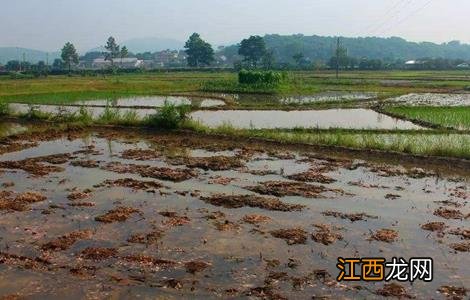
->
[0,101,10,116]
[384,106,470,130]
[145,101,190,129]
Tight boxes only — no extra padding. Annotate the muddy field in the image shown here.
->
[0,123,468,299]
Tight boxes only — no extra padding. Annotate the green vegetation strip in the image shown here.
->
[384,106,470,130]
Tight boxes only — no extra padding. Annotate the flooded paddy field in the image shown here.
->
[0,123,468,299]
[191,109,424,130]
[386,93,470,107]
[71,96,226,109]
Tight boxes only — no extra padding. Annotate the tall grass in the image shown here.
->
[145,101,190,129]
[385,106,470,129]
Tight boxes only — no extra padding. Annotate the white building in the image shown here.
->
[92,57,143,69]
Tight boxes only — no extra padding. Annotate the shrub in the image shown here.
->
[146,101,190,129]
[238,69,286,86]
[0,102,10,116]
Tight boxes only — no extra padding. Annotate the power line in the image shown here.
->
[366,0,414,36]
[361,0,409,33]
[380,0,434,35]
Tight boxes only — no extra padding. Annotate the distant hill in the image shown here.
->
[220,34,470,63]
[0,47,60,64]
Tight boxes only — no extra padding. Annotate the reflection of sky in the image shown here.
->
[1,0,468,51]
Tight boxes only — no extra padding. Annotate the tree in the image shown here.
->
[293,53,304,67]
[61,42,79,74]
[120,46,129,65]
[104,36,121,68]
[52,59,64,70]
[5,60,20,71]
[184,33,214,67]
[261,50,275,70]
[238,36,267,68]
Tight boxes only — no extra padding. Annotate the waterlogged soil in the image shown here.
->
[0,123,468,299]
[73,96,226,108]
[386,93,470,107]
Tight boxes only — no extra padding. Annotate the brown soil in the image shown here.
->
[42,230,93,251]
[213,220,241,231]
[286,169,336,184]
[376,283,415,298]
[434,207,465,220]
[311,224,343,245]
[95,207,141,223]
[97,178,163,190]
[322,210,377,222]
[200,194,304,212]
[67,191,91,201]
[449,241,470,252]
[185,260,210,274]
[208,176,236,185]
[421,222,448,232]
[102,162,196,182]
[438,286,468,299]
[121,255,176,268]
[242,214,271,224]
[0,159,64,176]
[0,252,51,271]
[160,212,190,227]
[121,149,160,160]
[270,228,308,245]
[370,165,434,179]
[245,169,278,176]
[68,202,95,207]
[128,230,164,244]
[247,181,345,198]
[71,160,100,168]
[447,228,470,239]
[170,156,244,171]
[80,247,117,260]
[370,229,399,243]
[0,191,47,212]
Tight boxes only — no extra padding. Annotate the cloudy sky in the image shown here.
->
[0,0,468,51]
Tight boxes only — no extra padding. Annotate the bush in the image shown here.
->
[238,69,286,86]
[9,72,34,80]
[0,102,10,116]
[146,101,190,129]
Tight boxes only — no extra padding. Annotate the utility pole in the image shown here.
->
[335,37,340,79]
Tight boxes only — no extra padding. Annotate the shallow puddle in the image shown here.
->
[387,93,470,106]
[0,122,467,299]
[191,108,425,130]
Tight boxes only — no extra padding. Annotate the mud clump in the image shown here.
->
[385,193,401,200]
[121,149,160,160]
[213,220,241,231]
[286,169,336,184]
[448,228,470,240]
[449,241,470,252]
[376,283,414,298]
[434,207,465,220]
[42,230,93,251]
[200,194,304,212]
[160,211,191,227]
[185,260,210,274]
[80,247,117,260]
[247,181,345,198]
[97,178,163,191]
[0,159,64,176]
[421,222,448,232]
[208,176,236,185]
[121,255,176,268]
[322,211,377,222]
[71,160,100,168]
[370,229,399,243]
[271,228,308,245]
[438,286,468,299]
[69,202,95,207]
[95,206,141,223]
[2,182,14,188]
[128,230,164,244]
[67,191,91,201]
[0,252,51,271]
[242,214,271,224]
[102,162,196,182]
[174,156,244,171]
[0,191,47,211]
[311,224,343,245]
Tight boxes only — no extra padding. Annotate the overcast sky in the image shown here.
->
[1,0,468,51]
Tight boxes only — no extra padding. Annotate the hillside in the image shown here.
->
[221,34,470,63]
[0,47,60,64]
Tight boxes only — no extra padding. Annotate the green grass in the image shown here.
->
[384,106,470,129]
[183,121,470,159]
